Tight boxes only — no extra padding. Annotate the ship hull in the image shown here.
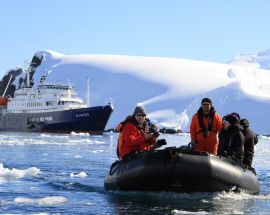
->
[0,105,113,134]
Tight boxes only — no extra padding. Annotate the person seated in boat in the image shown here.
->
[218,113,244,163]
[217,116,230,157]
[190,97,223,155]
[116,105,165,160]
[218,112,241,156]
[240,118,258,167]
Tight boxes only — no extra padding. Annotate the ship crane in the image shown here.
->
[2,74,13,98]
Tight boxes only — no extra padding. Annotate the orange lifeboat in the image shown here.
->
[0,96,8,106]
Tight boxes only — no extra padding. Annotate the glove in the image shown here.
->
[156,139,167,147]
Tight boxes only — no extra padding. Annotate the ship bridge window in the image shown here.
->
[56,101,80,105]
[46,101,57,106]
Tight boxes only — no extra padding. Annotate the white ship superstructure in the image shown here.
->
[7,78,87,114]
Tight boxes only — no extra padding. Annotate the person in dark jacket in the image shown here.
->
[240,118,258,167]
[218,112,241,157]
[218,113,244,163]
[217,116,231,157]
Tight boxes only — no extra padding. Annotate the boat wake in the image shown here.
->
[41,178,105,194]
[215,190,270,200]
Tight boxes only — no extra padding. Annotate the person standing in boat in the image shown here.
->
[240,118,258,167]
[218,113,244,163]
[190,98,223,155]
[116,105,162,160]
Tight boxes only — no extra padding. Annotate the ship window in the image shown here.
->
[44,116,53,121]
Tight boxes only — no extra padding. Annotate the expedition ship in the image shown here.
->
[0,66,113,134]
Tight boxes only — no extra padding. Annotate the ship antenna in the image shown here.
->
[86,77,90,107]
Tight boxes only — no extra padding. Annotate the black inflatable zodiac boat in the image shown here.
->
[104,147,260,195]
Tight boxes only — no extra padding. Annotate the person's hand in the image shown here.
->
[151,139,167,149]
[156,139,167,147]
[144,133,154,140]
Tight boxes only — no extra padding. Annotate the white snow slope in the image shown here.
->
[16,49,270,134]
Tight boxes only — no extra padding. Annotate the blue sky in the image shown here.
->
[0,0,269,77]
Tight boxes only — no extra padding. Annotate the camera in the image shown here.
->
[146,118,160,138]
[152,130,160,138]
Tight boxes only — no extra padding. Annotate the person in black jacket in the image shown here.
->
[218,113,244,163]
[217,116,230,157]
[240,118,258,167]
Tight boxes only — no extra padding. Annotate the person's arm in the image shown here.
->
[215,113,223,132]
[232,132,245,163]
[244,133,255,158]
[190,114,197,142]
[217,130,225,156]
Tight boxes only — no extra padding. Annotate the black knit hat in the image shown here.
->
[231,112,241,121]
[133,105,146,116]
[201,97,212,105]
[240,118,249,127]
[224,114,238,125]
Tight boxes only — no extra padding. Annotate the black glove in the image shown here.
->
[156,139,167,147]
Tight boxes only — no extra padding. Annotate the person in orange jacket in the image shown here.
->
[190,98,223,155]
[116,105,163,160]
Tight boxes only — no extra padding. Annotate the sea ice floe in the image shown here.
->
[14,196,68,205]
[70,171,87,178]
[0,163,40,182]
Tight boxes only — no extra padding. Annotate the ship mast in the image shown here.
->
[23,61,33,88]
[25,66,32,88]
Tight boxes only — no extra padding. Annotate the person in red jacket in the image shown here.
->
[190,98,223,155]
[117,105,160,160]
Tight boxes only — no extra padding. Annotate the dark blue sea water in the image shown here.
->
[0,132,269,214]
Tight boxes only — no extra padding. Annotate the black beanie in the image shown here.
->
[240,118,249,127]
[231,112,240,121]
[225,114,238,125]
[201,97,212,105]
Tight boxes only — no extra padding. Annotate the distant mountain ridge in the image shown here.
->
[228,48,270,70]
[1,49,270,134]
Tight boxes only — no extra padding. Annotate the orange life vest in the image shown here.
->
[190,108,222,155]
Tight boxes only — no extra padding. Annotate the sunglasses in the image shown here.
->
[136,114,146,117]
[223,120,230,125]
